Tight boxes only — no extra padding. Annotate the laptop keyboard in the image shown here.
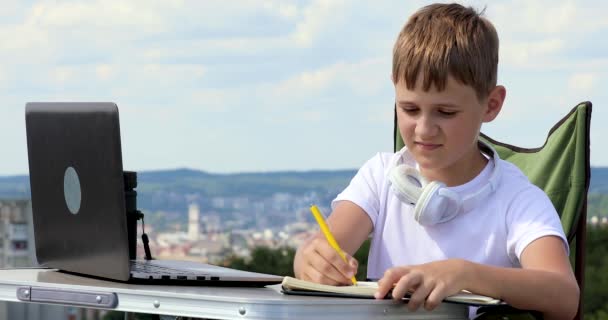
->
[130,261,214,281]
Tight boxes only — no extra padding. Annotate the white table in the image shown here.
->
[0,268,468,320]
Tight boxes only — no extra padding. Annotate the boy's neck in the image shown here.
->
[419,147,489,187]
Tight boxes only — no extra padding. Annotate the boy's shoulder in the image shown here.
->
[497,158,527,181]
[360,150,416,176]
[368,148,416,167]
[495,158,548,200]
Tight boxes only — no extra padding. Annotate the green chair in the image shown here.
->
[393,101,592,320]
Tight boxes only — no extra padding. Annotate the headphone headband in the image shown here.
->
[388,139,502,226]
[460,141,501,213]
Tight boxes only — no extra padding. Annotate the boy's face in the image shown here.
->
[394,73,503,183]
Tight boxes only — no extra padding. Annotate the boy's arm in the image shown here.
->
[466,235,579,320]
[294,200,373,285]
[375,235,578,320]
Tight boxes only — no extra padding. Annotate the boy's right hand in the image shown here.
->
[294,234,359,285]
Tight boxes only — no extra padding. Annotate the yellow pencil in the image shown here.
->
[309,204,358,285]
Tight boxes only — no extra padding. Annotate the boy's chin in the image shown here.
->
[413,155,452,171]
[417,163,442,172]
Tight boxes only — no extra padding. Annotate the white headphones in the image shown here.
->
[388,140,502,226]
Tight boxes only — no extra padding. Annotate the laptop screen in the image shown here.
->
[26,102,132,281]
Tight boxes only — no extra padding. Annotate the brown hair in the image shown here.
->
[392,3,499,100]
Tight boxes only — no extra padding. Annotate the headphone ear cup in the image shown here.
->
[415,182,461,226]
[388,165,427,205]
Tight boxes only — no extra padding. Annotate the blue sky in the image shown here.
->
[1,0,606,175]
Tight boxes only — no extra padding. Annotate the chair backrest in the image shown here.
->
[393,101,592,319]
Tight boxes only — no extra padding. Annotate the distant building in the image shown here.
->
[0,199,36,267]
[590,216,599,225]
[0,198,79,319]
[188,203,200,241]
[589,215,608,227]
[201,213,221,233]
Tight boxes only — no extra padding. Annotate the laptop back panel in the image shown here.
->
[26,102,131,281]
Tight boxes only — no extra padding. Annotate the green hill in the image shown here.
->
[2,167,608,218]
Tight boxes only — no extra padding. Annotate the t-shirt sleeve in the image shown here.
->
[331,153,387,227]
[506,184,569,265]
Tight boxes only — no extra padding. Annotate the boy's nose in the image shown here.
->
[414,116,438,138]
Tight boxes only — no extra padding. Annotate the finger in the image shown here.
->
[424,283,447,311]
[302,266,343,286]
[375,267,409,299]
[391,272,422,301]
[407,279,434,311]
[345,253,359,271]
[301,237,352,284]
[309,248,353,284]
[314,238,357,280]
[299,240,349,285]
[316,239,356,277]
[344,253,359,281]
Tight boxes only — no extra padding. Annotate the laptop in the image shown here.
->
[25,102,283,286]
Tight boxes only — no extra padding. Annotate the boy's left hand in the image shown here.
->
[375,259,471,311]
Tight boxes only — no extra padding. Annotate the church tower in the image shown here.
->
[188,203,200,241]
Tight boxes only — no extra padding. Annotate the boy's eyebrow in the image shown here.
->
[397,101,461,108]
[431,102,461,109]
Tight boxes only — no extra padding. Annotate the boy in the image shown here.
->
[293,3,579,320]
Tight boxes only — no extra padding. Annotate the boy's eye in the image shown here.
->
[438,110,457,116]
[401,107,418,114]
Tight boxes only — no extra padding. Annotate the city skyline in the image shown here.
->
[1,0,606,176]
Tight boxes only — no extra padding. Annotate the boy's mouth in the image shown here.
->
[414,142,441,151]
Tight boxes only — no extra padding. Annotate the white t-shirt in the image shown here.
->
[332,148,568,280]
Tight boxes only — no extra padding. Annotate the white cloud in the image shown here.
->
[488,0,608,70]
[517,1,577,34]
[189,89,234,113]
[1,0,607,174]
[0,65,5,87]
[141,36,292,63]
[27,2,161,29]
[95,64,116,81]
[489,0,607,36]
[291,0,347,47]
[0,0,307,66]
[261,1,299,19]
[260,57,389,115]
[0,23,50,54]
[269,65,340,99]
[568,72,598,93]
[51,66,76,84]
[501,38,565,67]
[141,63,206,80]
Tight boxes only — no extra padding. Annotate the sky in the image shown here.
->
[1,0,606,176]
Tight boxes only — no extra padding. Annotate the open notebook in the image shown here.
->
[281,276,504,306]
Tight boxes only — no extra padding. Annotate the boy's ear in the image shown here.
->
[483,85,506,122]
[390,73,396,84]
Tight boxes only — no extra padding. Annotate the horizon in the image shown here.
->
[1,1,606,176]
[0,166,362,178]
[3,165,608,179]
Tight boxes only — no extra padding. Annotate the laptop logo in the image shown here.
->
[63,166,82,214]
